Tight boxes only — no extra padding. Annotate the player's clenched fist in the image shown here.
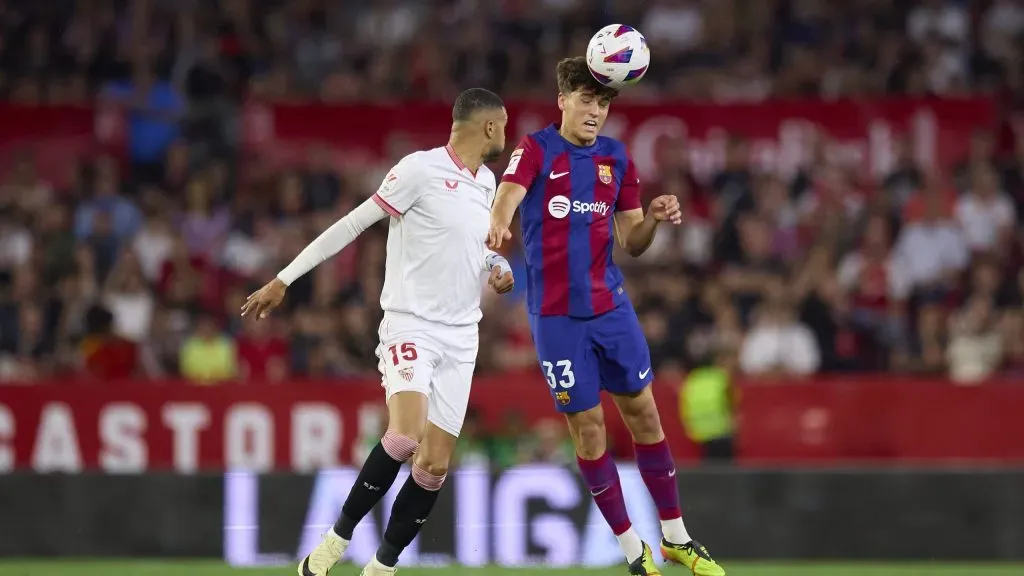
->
[648,194,683,225]
[488,266,515,294]
[241,278,287,320]
[486,222,512,250]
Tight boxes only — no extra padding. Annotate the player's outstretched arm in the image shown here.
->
[487,181,527,250]
[241,198,388,319]
[613,195,683,258]
[277,197,388,283]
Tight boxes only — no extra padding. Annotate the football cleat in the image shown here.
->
[298,531,349,576]
[660,538,726,576]
[627,541,662,575]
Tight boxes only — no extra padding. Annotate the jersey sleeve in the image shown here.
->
[501,134,543,189]
[372,154,422,217]
[615,155,642,212]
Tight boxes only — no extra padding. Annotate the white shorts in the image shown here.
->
[375,311,479,437]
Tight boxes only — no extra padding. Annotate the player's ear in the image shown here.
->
[557,92,566,112]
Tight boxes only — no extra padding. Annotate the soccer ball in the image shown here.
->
[585,24,650,88]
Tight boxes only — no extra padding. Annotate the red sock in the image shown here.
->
[634,439,682,520]
[576,451,632,535]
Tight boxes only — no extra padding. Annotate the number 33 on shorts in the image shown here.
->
[542,359,575,406]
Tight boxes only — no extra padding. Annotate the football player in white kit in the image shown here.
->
[241,88,513,576]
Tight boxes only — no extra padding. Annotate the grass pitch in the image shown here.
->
[1,560,1023,576]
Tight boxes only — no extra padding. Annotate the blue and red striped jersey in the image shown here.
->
[501,124,642,318]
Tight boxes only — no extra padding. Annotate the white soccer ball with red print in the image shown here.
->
[586,24,650,89]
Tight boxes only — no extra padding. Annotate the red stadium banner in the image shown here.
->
[243,97,995,182]
[1,375,1023,472]
[0,103,123,187]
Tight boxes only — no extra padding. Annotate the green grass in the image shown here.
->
[1,560,1023,576]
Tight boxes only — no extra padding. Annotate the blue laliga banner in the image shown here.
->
[223,464,664,568]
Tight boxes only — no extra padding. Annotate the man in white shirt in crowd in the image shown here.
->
[241,88,514,576]
[893,194,969,301]
[955,163,1017,253]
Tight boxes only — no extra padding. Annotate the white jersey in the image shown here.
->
[371,145,496,326]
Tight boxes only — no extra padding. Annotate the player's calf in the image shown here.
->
[333,429,419,539]
[564,408,647,565]
[373,423,456,570]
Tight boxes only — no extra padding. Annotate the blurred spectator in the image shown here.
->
[679,351,736,462]
[521,419,575,466]
[179,175,232,260]
[947,295,1004,384]
[739,277,821,376]
[836,215,909,367]
[721,216,786,324]
[955,163,1017,254]
[893,189,969,297]
[102,62,185,183]
[102,253,155,343]
[179,314,237,384]
[73,158,142,248]
[80,304,139,381]
[133,210,176,282]
[236,316,289,382]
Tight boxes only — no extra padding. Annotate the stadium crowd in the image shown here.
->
[0,0,1023,391]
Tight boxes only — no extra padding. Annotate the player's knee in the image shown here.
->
[567,411,608,459]
[380,429,420,462]
[411,442,453,478]
[411,461,448,491]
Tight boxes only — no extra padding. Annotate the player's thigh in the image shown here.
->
[608,383,664,444]
[528,313,601,413]
[386,391,429,440]
[424,357,475,439]
[377,329,441,440]
[592,303,654,396]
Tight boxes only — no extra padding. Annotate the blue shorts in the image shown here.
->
[528,302,653,413]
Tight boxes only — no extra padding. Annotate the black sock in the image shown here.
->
[333,442,405,539]
[375,475,442,567]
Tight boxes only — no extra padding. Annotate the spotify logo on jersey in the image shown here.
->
[548,195,612,219]
[548,195,571,219]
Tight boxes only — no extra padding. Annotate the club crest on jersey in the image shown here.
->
[598,164,613,185]
[398,367,415,382]
[555,391,571,405]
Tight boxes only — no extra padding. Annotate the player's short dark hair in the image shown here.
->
[452,88,505,122]
[556,57,619,100]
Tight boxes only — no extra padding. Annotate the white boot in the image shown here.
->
[298,531,349,576]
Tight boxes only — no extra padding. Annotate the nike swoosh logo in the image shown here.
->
[549,171,569,179]
[638,368,651,379]
[668,469,676,477]
[592,486,611,497]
